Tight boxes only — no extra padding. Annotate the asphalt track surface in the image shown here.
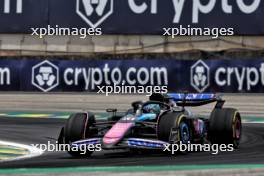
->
[0,94,263,170]
[0,117,263,169]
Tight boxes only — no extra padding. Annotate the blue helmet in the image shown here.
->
[143,104,161,114]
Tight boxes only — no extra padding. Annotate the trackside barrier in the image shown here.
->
[0,58,263,93]
[0,0,264,34]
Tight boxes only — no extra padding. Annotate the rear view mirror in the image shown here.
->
[132,101,143,111]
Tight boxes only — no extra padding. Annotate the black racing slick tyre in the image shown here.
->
[64,112,96,157]
[209,108,242,149]
[157,112,191,144]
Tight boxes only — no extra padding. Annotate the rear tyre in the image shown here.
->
[64,112,96,157]
[208,108,242,149]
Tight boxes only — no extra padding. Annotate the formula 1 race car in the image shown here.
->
[58,93,242,157]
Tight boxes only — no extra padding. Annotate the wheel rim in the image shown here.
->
[234,119,241,139]
[180,122,190,143]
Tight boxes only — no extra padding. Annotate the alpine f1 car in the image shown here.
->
[58,93,242,157]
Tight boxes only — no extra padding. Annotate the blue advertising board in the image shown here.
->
[0,0,264,34]
[0,58,263,93]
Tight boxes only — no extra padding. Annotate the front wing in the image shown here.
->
[71,138,169,150]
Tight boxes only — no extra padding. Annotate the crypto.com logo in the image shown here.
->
[190,60,210,93]
[76,0,113,28]
[32,60,59,92]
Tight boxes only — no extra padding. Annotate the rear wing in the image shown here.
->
[167,93,225,108]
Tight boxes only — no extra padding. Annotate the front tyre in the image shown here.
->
[64,112,96,157]
[157,112,191,154]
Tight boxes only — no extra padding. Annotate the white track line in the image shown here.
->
[243,121,264,124]
[0,140,43,162]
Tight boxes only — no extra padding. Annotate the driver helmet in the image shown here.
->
[143,104,161,114]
